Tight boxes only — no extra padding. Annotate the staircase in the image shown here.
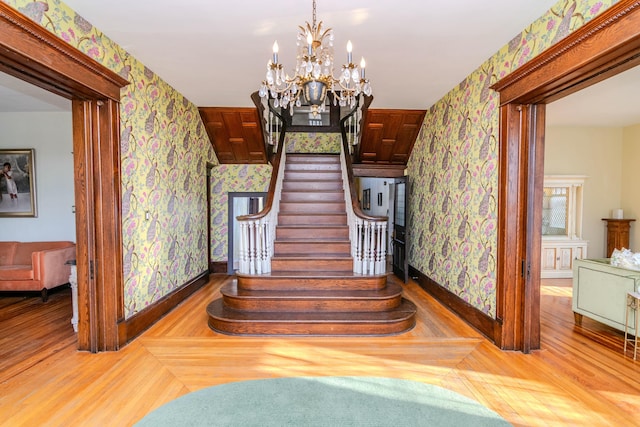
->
[207,153,416,336]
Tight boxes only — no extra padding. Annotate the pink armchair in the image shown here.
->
[0,241,76,301]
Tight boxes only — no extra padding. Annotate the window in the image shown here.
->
[542,175,586,239]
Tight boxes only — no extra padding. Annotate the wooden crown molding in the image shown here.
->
[0,3,129,100]
[492,0,640,105]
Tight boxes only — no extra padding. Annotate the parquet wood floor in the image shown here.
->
[0,276,638,426]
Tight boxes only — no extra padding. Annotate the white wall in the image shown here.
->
[544,126,624,258]
[622,124,640,250]
[0,112,75,242]
[358,177,391,217]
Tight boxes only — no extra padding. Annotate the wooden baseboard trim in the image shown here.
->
[409,265,499,342]
[210,261,227,274]
[118,270,209,346]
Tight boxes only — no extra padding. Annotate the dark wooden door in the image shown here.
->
[392,178,408,282]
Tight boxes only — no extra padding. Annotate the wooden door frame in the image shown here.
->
[491,0,640,351]
[0,4,129,351]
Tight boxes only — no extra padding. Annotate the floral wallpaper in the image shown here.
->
[209,131,339,262]
[286,132,341,153]
[210,164,272,262]
[407,0,619,318]
[3,0,217,318]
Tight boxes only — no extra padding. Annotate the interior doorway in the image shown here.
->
[490,2,640,352]
[227,192,266,274]
[0,5,129,351]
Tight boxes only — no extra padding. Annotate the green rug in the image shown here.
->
[135,376,510,426]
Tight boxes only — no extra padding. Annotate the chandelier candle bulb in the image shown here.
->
[307,32,313,56]
[272,41,279,64]
[360,57,366,78]
[347,40,353,64]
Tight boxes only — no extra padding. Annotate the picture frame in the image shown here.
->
[0,149,37,217]
[377,192,383,206]
[362,188,371,210]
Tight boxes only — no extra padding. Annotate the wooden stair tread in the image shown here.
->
[272,254,352,259]
[238,271,385,279]
[221,281,403,299]
[207,298,417,322]
[275,239,350,243]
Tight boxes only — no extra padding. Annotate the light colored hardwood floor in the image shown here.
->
[0,275,638,426]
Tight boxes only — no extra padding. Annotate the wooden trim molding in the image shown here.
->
[0,4,128,100]
[210,262,228,274]
[492,1,640,105]
[352,164,406,178]
[490,0,640,352]
[118,271,210,343]
[409,266,498,340]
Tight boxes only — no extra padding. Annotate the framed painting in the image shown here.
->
[0,149,37,217]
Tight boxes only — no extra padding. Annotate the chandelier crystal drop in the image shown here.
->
[258,0,372,116]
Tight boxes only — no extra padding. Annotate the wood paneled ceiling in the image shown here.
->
[199,107,267,164]
[357,109,426,165]
[199,106,426,168]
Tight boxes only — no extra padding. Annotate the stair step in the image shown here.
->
[285,162,341,171]
[206,298,417,336]
[282,180,343,191]
[271,256,353,272]
[285,171,342,181]
[276,225,349,240]
[236,271,387,291]
[278,213,347,226]
[280,202,345,213]
[281,191,344,202]
[274,240,351,255]
[219,281,403,312]
[287,154,340,164]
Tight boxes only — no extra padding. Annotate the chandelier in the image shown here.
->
[258,0,372,116]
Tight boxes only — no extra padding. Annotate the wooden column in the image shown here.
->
[602,218,635,257]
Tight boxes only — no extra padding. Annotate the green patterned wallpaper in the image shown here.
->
[286,132,341,153]
[3,0,217,318]
[210,164,272,262]
[407,0,619,317]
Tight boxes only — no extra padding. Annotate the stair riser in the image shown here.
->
[208,317,416,336]
[280,202,345,213]
[286,163,341,171]
[278,214,347,226]
[276,228,349,240]
[274,242,351,255]
[283,181,343,191]
[222,296,403,313]
[281,192,344,202]
[237,275,387,291]
[270,258,353,272]
[285,171,342,181]
[287,155,340,164]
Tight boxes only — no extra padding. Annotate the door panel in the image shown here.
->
[392,178,408,282]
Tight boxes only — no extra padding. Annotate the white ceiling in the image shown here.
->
[1,1,638,127]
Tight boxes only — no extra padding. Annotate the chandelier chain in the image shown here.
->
[312,0,317,29]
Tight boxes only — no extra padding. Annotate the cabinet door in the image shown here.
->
[558,247,573,270]
[542,247,557,271]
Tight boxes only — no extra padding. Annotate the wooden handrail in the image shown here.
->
[237,98,287,221]
[340,96,388,222]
